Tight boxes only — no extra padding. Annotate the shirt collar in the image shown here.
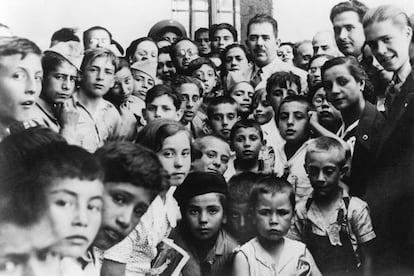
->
[396,60,412,85]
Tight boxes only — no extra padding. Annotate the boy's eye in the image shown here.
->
[208,209,219,215]
[257,209,270,216]
[227,114,236,120]
[162,106,172,112]
[12,71,27,81]
[88,200,103,212]
[235,136,245,143]
[113,194,127,205]
[134,205,148,217]
[188,208,199,215]
[271,90,283,97]
[162,149,175,158]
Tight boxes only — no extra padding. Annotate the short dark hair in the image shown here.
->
[248,175,295,211]
[220,43,252,73]
[170,37,199,64]
[228,172,263,204]
[330,0,368,23]
[194,27,209,40]
[173,75,204,97]
[247,13,278,37]
[51,27,80,44]
[206,96,238,120]
[95,141,168,196]
[321,56,367,84]
[277,95,311,120]
[266,71,302,97]
[42,51,78,79]
[305,136,347,167]
[229,119,264,144]
[145,84,182,110]
[210,23,238,41]
[0,37,41,58]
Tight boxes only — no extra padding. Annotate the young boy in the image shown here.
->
[226,172,261,244]
[194,27,211,57]
[266,71,301,118]
[69,47,123,152]
[0,37,43,140]
[131,59,157,101]
[93,141,167,273]
[226,71,254,119]
[210,23,237,54]
[227,119,265,178]
[275,95,313,204]
[192,134,231,175]
[206,96,239,141]
[172,171,238,276]
[289,136,375,275]
[174,75,207,138]
[143,84,183,123]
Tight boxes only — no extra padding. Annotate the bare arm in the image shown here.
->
[232,251,250,276]
[100,259,126,276]
[359,242,373,276]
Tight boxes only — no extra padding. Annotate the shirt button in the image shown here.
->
[362,134,368,140]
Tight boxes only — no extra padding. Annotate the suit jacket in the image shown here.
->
[364,69,414,271]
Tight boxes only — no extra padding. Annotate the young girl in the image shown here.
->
[101,120,192,276]
[321,56,385,196]
[233,176,321,276]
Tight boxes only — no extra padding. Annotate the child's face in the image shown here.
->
[365,19,412,72]
[144,94,182,122]
[47,178,103,258]
[195,31,211,55]
[0,218,61,276]
[232,127,263,160]
[162,32,178,44]
[158,130,191,186]
[254,192,293,242]
[157,53,176,78]
[94,182,155,250]
[178,83,202,123]
[82,56,115,98]
[192,137,231,175]
[193,64,216,96]
[323,64,364,112]
[85,29,111,50]
[224,47,250,74]
[0,53,42,124]
[278,101,310,144]
[253,92,274,125]
[268,82,298,114]
[277,45,294,63]
[230,82,254,116]
[305,150,344,199]
[184,192,225,240]
[212,29,235,53]
[308,56,330,87]
[43,61,77,105]
[110,67,134,103]
[132,70,155,101]
[312,87,342,127]
[132,40,158,64]
[228,202,255,243]
[209,103,238,140]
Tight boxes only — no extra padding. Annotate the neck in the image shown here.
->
[234,158,259,172]
[78,88,102,113]
[341,99,365,128]
[313,186,342,208]
[257,235,285,258]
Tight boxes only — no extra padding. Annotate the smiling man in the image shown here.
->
[245,14,307,92]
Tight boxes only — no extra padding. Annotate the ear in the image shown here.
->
[359,79,365,92]
[176,108,184,121]
[276,38,281,48]
[340,164,349,179]
[142,108,148,122]
[406,26,413,42]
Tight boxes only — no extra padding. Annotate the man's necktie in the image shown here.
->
[384,74,401,115]
[251,68,263,88]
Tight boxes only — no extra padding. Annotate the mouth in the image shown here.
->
[94,83,105,89]
[268,229,282,236]
[240,104,251,109]
[66,235,89,245]
[103,228,123,242]
[229,67,239,71]
[242,150,255,156]
[285,129,296,136]
[221,129,231,136]
[184,111,194,116]
[319,110,333,118]
[171,172,186,179]
[197,228,211,236]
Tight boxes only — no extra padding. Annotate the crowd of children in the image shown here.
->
[1,0,414,275]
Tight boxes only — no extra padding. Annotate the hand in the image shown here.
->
[308,110,319,129]
[58,98,79,128]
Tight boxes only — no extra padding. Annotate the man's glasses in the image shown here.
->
[175,48,197,58]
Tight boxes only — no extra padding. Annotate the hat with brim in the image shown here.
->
[130,60,157,81]
[148,20,187,41]
[44,41,83,71]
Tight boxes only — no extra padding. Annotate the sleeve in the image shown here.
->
[349,198,376,244]
[287,204,306,242]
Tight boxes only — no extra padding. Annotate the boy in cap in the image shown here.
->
[172,171,238,276]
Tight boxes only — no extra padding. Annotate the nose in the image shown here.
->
[269,212,278,224]
[97,70,104,80]
[199,210,208,224]
[222,116,229,127]
[287,114,294,125]
[212,156,221,168]
[244,138,252,148]
[317,170,325,182]
[338,28,348,41]
[257,36,265,46]
[239,215,246,227]
[174,154,184,168]
[154,107,162,118]
[25,76,38,95]
[186,99,194,108]
[62,78,71,90]
[377,41,387,55]
[116,207,132,230]
[72,203,88,227]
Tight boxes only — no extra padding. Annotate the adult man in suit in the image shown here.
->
[363,5,414,273]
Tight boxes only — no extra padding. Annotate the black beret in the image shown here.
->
[174,171,227,207]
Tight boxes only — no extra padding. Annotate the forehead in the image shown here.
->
[306,150,343,165]
[176,40,197,50]
[323,64,351,78]
[0,53,42,72]
[188,192,223,207]
[197,64,214,72]
[232,82,254,93]
[104,182,153,204]
[272,81,298,90]
[197,31,209,38]
[333,11,361,26]
[162,130,190,149]
[226,47,245,57]
[151,94,175,105]
[179,83,199,95]
[365,19,403,40]
[310,56,329,67]
[88,29,110,39]
[158,53,171,61]
[213,102,238,114]
[49,178,104,197]
[200,137,230,153]
[298,43,313,53]
[256,192,291,209]
[87,55,115,69]
[280,101,308,113]
[137,40,157,50]
[313,88,326,98]
[215,28,233,36]
[249,22,275,37]
[279,44,293,50]
[115,67,132,79]
[234,127,260,136]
